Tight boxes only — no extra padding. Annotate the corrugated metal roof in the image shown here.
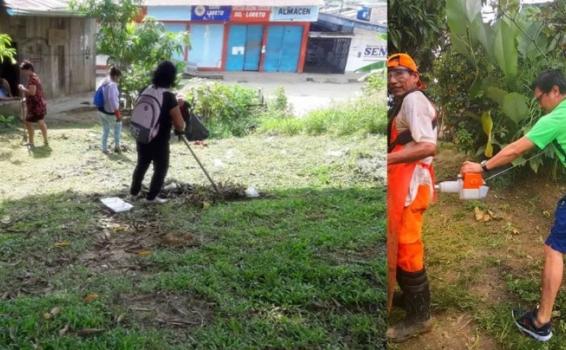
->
[144,0,323,6]
[2,0,80,16]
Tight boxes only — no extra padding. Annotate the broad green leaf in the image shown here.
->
[529,156,543,173]
[480,111,494,157]
[446,0,470,55]
[449,32,469,56]
[485,86,508,105]
[470,17,490,51]
[547,34,559,53]
[502,92,529,124]
[517,22,546,60]
[493,19,518,79]
[463,0,482,23]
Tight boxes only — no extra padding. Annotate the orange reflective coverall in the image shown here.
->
[387,116,434,312]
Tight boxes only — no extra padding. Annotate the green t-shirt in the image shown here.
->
[526,99,566,167]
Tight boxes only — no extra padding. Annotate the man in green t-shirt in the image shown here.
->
[461,69,566,342]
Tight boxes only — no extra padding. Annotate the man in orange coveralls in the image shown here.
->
[386,53,438,342]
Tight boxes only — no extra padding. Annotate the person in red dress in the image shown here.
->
[18,60,48,147]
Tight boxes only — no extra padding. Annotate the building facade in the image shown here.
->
[306,6,386,74]
[0,0,96,99]
[144,1,323,73]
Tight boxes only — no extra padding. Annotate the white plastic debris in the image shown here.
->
[245,186,260,198]
[213,159,225,168]
[326,150,346,157]
[100,197,133,213]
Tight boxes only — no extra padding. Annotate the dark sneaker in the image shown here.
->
[513,308,552,342]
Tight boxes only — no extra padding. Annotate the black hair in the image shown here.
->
[20,60,34,72]
[152,61,177,88]
[109,66,122,78]
[533,69,566,94]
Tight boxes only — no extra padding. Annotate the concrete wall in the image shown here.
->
[0,10,96,98]
[344,27,385,72]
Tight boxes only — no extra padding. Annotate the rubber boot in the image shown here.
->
[392,290,405,309]
[386,268,433,343]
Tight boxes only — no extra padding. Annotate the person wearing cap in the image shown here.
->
[460,69,566,342]
[386,53,438,342]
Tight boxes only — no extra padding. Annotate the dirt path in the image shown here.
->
[391,312,499,350]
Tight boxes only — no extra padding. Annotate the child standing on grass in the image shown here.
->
[97,66,122,154]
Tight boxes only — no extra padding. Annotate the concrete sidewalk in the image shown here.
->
[188,71,365,84]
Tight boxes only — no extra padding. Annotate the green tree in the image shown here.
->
[388,0,447,73]
[70,0,189,108]
[434,0,565,173]
[0,34,16,64]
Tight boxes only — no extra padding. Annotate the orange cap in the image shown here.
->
[387,53,418,73]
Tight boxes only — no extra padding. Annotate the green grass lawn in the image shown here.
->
[0,123,385,349]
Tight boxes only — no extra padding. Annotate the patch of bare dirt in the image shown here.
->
[395,312,499,350]
[467,266,508,305]
[79,214,204,273]
[117,292,213,331]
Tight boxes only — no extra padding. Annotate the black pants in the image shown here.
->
[130,140,169,200]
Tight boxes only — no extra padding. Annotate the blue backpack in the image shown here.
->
[93,83,108,109]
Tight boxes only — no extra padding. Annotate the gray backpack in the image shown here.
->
[130,86,167,143]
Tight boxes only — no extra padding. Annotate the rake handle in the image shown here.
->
[179,135,222,196]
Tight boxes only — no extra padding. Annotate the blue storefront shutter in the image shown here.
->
[226,25,247,71]
[189,24,224,68]
[264,26,284,72]
[265,25,303,72]
[279,26,303,72]
[243,25,263,71]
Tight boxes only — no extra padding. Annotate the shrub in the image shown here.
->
[259,95,386,137]
[271,86,289,112]
[0,114,17,129]
[184,82,261,138]
[364,71,386,95]
[258,117,303,136]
